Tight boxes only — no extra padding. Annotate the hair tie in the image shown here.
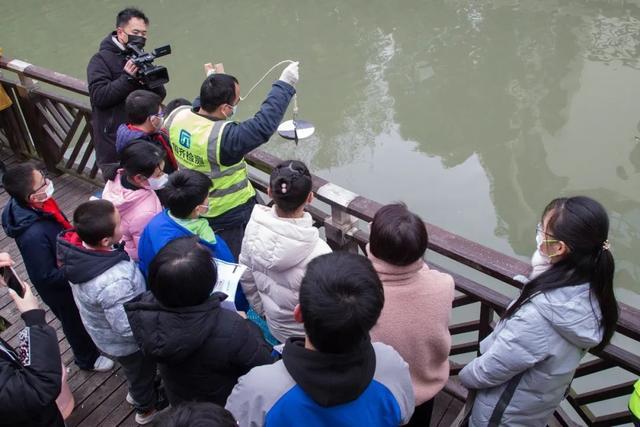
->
[281,182,288,194]
[602,240,610,251]
[287,163,300,175]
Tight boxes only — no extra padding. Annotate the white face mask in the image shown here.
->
[531,226,557,278]
[535,224,559,257]
[151,114,163,132]
[196,204,210,216]
[45,180,55,199]
[535,229,545,251]
[33,180,54,202]
[147,173,168,190]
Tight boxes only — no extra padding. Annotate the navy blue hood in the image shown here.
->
[56,230,130,284]
[115,124,148,153]
[2,198,45,238]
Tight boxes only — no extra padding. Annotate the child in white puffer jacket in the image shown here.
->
[239,160,331,343]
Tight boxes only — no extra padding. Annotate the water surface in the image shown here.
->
[2,0,639,302]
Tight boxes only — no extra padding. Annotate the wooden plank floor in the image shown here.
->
[0,149,464,426]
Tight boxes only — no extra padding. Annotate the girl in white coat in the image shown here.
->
[239,160,331,343]
[459,196,619,426]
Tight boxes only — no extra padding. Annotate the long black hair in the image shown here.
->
[503,196,618,353]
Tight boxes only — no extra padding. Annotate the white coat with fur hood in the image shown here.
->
[239,205,332,343]
[459,283,603,427]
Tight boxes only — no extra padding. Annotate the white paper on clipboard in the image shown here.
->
[212,258,247,311]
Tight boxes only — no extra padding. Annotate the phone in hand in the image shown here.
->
[0,266,25,298]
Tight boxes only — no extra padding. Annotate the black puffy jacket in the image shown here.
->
[0,309,64,426]
[124,291,274,406]
[87,32,166,179]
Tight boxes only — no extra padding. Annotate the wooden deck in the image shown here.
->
[0,149,463,426]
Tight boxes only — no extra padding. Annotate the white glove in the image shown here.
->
[279,61,299,86]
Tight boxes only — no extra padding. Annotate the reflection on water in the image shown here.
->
[1,0,639,300]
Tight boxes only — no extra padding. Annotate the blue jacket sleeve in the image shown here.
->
[213,236,235,263]
[137,227,153,279]
[219,81,296,166]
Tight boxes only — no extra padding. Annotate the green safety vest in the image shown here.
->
[631,379,640,419]
[166,106,255,218]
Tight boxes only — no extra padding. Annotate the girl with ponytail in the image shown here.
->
[238,160,332,344]
[459,196,618,426]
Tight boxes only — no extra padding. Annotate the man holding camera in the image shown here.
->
[87,8,167,181]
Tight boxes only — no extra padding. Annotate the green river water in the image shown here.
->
[1,0,639,305]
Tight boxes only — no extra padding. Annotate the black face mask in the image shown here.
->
[126,34,146,49]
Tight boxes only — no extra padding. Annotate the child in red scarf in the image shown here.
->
[1,162,113,372]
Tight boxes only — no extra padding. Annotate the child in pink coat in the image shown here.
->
[102,141,165,260]
[369,203,454,427]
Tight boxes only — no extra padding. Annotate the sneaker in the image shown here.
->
[126,392,136,405]
[92,355,115,372]
[135,409,157,425]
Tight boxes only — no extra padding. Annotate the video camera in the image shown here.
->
[127,44,171,89]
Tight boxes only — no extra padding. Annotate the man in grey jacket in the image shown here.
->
[57,200,160,425]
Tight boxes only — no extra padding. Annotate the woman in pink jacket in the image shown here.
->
[369,203,454,427]
[102,141,165,260]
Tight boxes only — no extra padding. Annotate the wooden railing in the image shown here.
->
[1,56,638,426]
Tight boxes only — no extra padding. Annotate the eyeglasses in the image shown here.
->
[31,170,49,195]
[152,110,164,119]
[536,223,558,243]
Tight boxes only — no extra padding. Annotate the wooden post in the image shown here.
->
[324,206,359,253]
[0,84,27,158]
[478,304,494,352]
[8,59,61,172]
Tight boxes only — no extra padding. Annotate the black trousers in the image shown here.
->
[207,197,257,260]
[406,398,435,427]
[115,350,158,413]
[38,285,100,370]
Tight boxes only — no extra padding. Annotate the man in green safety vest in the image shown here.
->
[165,62,299,257]
[631,379,640,426]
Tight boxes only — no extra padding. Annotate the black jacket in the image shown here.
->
[1,199,68,297]
[0,309,64,426]
[124,291,274,406]
[87,33,166,178]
